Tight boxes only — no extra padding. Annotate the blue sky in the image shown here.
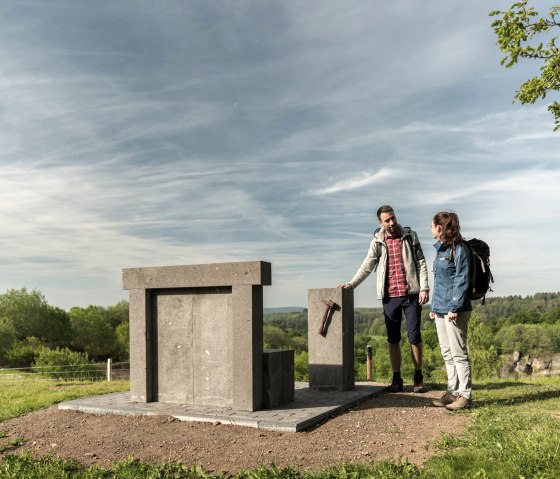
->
[1,1,558,310]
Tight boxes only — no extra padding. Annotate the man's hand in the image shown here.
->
[429,311,437,320]
[419,291,429,305]
[447,311,458,321]
[337,283,353,289]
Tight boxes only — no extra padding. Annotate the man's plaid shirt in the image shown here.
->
[385,232,408,297]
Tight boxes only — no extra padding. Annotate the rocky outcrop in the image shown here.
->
[499,351,560,378]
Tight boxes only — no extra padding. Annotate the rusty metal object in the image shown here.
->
[319,299,336,335]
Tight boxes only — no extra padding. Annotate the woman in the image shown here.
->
[429,211,473,410]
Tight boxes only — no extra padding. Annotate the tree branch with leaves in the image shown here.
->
[491,1,560,130]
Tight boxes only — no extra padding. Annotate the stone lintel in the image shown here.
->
[122,261,271,290]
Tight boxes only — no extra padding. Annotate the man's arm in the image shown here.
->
[341,238,380,289]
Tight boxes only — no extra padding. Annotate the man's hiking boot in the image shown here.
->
[431,392,456,407]
[385,377,404,393]
[445,395,472,411]
[413,372,425,393]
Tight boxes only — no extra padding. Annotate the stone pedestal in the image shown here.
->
[307,287,354,391]
[263,349,295,408]
[123,261,271,412]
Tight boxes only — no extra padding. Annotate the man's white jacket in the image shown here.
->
[349,224,430,300]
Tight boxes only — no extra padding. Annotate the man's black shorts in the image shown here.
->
[382,294,422,344]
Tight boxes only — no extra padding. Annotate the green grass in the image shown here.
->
[0,373,129,422]
[0,456,425,479]
[1,376,560,478]
[423,377,560,479]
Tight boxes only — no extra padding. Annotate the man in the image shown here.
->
[339,205,430,392]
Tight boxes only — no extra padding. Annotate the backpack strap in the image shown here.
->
[403,227,425,261]
[374,226,424,262]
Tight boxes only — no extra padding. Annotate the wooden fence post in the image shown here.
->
[107,358,112,382]
[366,345,373,381]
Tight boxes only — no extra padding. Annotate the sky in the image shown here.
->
[1,0,559,311]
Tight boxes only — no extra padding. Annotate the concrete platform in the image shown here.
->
[58,382,385,432]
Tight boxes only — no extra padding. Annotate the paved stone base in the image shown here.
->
[58,382,385,432]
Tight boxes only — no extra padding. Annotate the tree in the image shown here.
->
[105,300,129,329]
[491,1,560,130]
[115,321,130,358]
[263,324,290,350]
[68,305,119,359]
[0,288,70,346]
[0,317,16,362]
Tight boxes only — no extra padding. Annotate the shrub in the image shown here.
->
[32,347,103,381]
[4,337,44,368]
[294,350,308,381]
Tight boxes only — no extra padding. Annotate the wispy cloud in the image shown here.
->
[306,168,399,196]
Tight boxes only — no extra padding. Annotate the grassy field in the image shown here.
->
[0,376,559,478]
[0,374,129,423]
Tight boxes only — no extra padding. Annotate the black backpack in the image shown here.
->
[463,238,494,304]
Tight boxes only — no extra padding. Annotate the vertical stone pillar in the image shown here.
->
[307,287,354,391]
[128,288,153,402]
[231,284,264,411]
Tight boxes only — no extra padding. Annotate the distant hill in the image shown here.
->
[264,307,306,314]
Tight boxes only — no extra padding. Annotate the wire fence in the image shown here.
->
[0,360,130,383]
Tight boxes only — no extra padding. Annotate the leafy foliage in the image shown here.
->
[0,317,16,362]
[468,313,500,378]
[294,350,308,381]
[267,292,560,382]
[0,289,130,366]
[32,347,103,380]
[0,288,71,346]
[68,305,120,360]
[264,310,307,335]
[490,1,560,130]
[4,337,44,368]
[0,286,559,382]
[115,321,130,355]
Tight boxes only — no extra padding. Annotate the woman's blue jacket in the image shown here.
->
[431,241,472,314]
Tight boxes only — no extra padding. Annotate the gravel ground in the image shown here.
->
[0,388,472,474]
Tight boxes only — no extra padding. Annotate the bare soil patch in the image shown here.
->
[0,389,471,474]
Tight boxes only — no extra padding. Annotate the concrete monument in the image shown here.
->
[123,261,275,412]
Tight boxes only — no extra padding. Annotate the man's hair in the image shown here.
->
[433,211,462,246]
[376,205,394,220]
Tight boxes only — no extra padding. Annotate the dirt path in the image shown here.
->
[0,389,471,474]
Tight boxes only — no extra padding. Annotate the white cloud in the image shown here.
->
[306,168,399,196]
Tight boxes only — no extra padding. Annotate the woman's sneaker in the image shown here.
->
[445,396,472,411]
[431,392,456,407]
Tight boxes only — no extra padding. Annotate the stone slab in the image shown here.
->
[58,382,385,432]
[122,261,272,290]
